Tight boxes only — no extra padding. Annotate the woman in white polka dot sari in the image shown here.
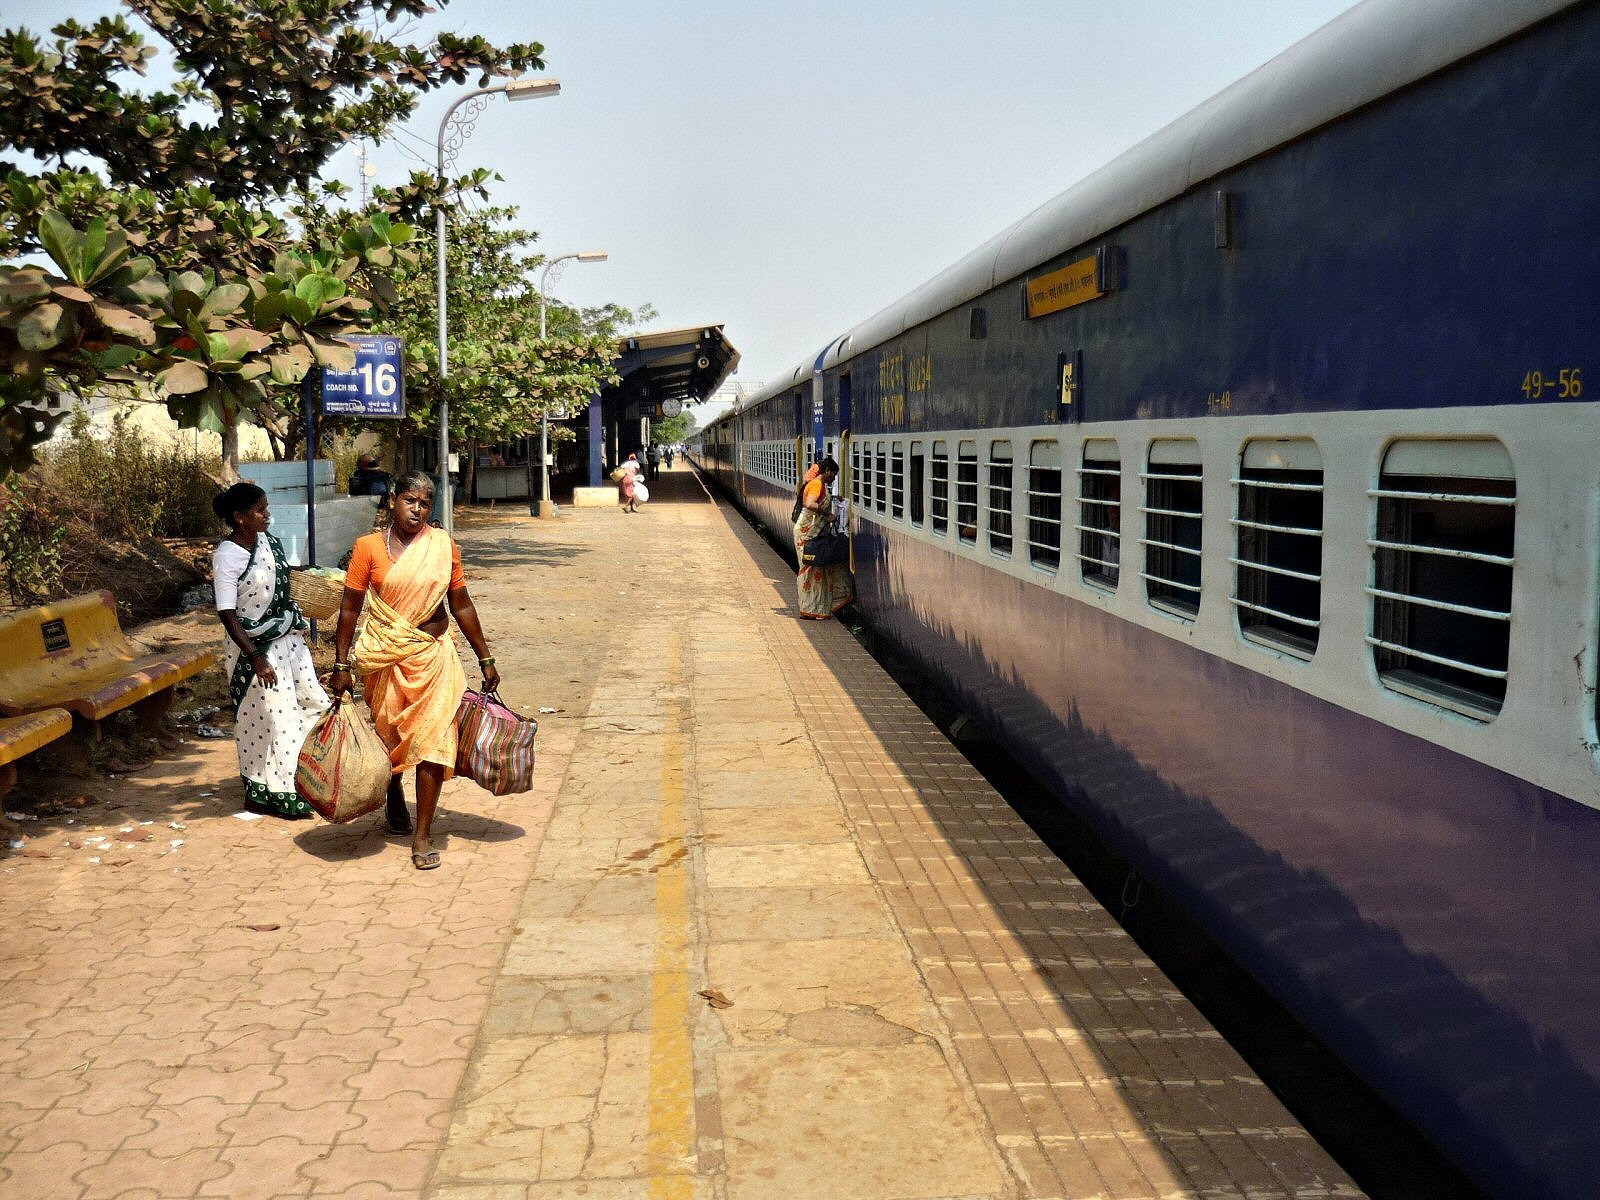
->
[212,483,329,818]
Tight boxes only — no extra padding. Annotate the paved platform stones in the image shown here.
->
[0,471,1358,1200]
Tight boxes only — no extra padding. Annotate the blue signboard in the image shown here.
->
[321,335,406,418]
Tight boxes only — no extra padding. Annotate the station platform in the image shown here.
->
[0,463,1362,1199]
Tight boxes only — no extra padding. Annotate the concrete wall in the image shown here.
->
[44,396,278,461]
[243,460,377,568]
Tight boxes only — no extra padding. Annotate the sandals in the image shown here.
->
[411,847,441,871]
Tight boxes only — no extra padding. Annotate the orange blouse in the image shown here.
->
[345,531,466,596]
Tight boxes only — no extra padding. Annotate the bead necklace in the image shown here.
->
[385,523,421,562]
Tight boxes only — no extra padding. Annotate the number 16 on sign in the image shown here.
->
[321,335,407,419]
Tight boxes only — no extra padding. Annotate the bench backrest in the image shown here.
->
[0,591,135,696]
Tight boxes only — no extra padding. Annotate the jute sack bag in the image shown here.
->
[295,696,391,822]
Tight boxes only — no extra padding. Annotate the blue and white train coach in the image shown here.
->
[692,0,1600,1195]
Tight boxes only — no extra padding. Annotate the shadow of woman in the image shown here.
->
[293,811,526,862]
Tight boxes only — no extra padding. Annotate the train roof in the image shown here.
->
[820,0,1579,371]
[728,348,830,417]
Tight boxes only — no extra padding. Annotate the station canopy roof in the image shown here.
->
[609,325,739,419]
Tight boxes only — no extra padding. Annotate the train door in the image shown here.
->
[836,373,852,506]
[811,378,826,466]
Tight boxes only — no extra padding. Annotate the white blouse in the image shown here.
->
[212,540,253,612]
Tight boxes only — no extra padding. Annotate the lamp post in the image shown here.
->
[535,251,608,518]
[435,77,560,533]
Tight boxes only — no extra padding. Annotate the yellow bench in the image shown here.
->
[0,707,73,822]
[0,592,216,731]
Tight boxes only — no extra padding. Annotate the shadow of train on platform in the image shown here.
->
[707,470,1505,1199]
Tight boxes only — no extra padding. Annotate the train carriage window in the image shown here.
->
[874,443,888,513]
[861,441,874,511]
[1077,440,1121,590]
[1028,440,1062,572]
[987,440,1014,556]
[1233,439,1324,658]
[957,441,978,544]
[891,442,906,520]
[910,444,926,525]
[1142,440,1203,618]
[931,442,950,535]
[850,440,862,506]
[1369,439,1515,720]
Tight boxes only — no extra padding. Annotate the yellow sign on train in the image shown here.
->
[1026,254,1102,318]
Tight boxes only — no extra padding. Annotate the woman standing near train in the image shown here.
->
[328,470,499,870]
[794,456,852,620]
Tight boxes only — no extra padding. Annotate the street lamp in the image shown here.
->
[534,250,609,518]
[435,76,560,533]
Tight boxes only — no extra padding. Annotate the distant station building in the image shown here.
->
[449,324,739,504]
[585,325,739,482]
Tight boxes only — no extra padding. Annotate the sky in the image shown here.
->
[12,0,1362,419]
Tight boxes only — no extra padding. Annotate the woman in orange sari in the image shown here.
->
[329,471,499,870]
[794,456,852,620]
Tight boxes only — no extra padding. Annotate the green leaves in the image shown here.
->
[16,302,66,351]
[267,343,314,386]
[0,269,51,308]
[90,300,155,345]
[36,210,134,287]
[0,397,68,478]
[294,272,342,313]
[0,6,587,478]
[158,359,209,396]
[0,3,548,205]
[36,212,76,279]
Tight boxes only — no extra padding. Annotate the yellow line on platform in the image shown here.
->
[648,668,695,1199]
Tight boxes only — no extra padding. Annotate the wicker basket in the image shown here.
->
[289,568,345,621]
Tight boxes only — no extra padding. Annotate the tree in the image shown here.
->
[368,204,639,494]
[0,2,545,478]
[650,410,696,447]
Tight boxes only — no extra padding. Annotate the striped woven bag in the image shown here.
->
[454,689,538,795]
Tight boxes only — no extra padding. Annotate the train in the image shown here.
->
[689,1,1600,1195]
